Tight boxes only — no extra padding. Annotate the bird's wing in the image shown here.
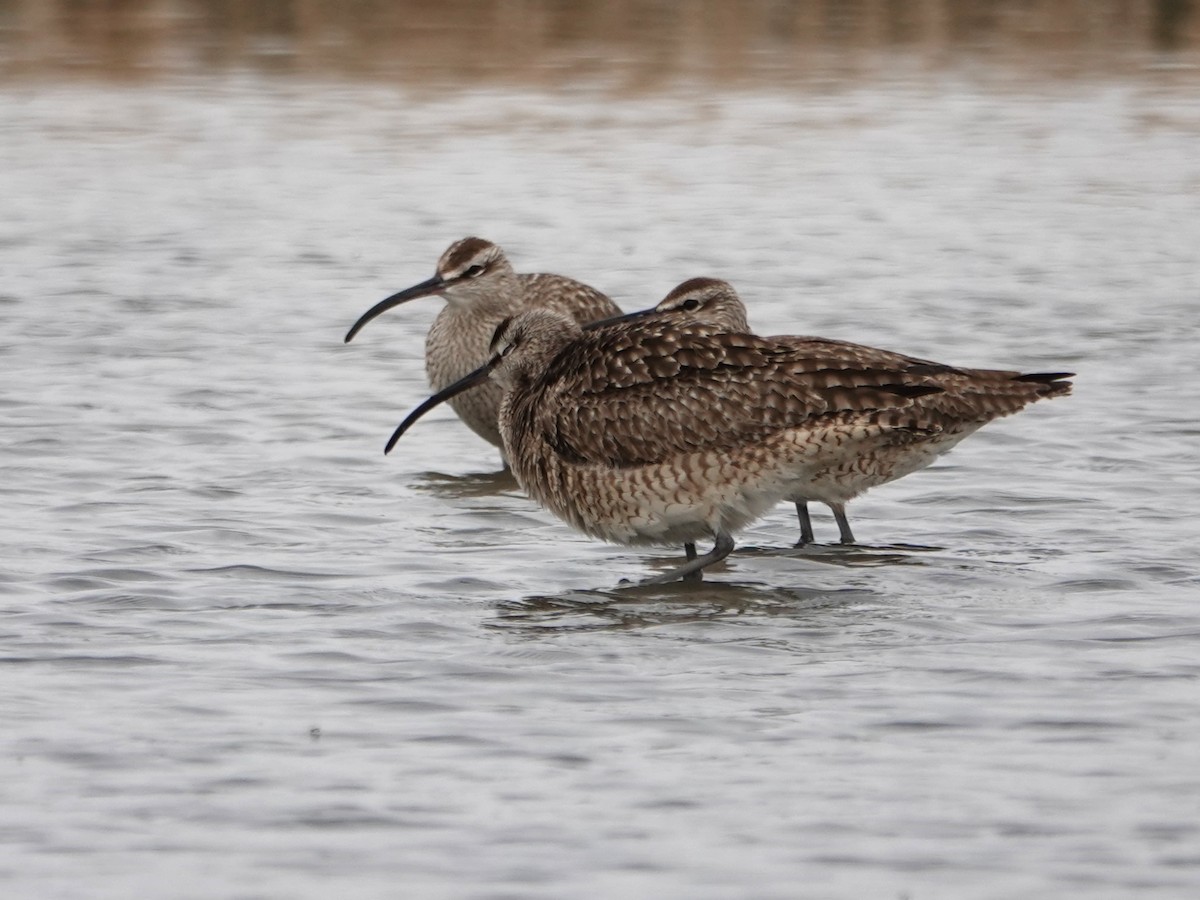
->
[524,329,947,467]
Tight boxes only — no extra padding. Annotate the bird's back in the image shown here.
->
[506,324,952,470]
[519,273,622,324]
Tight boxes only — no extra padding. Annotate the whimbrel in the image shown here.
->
[345,237,620,454]
[383,299,1040,585]
[610,278,1075,546]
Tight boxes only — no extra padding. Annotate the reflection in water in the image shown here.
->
[492,582,874,633]
[488,538,964,634]
[411,468,520,499]
[738,542,947,566]
[2,0,1197,83]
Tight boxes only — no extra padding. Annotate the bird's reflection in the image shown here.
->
[411,467,519,499]
[738,541,945,568]
[489,578,876,634]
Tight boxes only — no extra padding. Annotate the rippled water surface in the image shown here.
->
[4,64,1200,898]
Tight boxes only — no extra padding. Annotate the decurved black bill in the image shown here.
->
[384,358,499,454]
[581,305,657,331]
[345,274,446,343]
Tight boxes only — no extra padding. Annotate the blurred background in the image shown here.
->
[2,0,1198,83]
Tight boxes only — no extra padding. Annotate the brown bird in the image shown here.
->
[383,285,1036,585]
[603,278,1075,546]
[345,237,620,455]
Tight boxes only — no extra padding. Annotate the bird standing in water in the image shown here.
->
[385,291,1027,585]
[606,278,1075,547]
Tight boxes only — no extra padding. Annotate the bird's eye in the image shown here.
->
[681,298,701,311]
[499,340,515,357]
[463,264,485,278]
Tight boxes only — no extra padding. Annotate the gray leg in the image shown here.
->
[682,542,699,581]
[795,502,815,546]
[641,531,735,586]
[830,503,856,544]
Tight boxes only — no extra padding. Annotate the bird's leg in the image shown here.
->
[682,542,699,581]
[795,502,815,546]
[830,503,856,544]
[640,531,735,586]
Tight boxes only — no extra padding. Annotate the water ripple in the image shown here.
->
[2,73,1199,899]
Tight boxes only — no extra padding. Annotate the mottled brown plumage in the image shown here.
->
[345,237,620,452]
[626,278,1074,544]
[385,298,999,585]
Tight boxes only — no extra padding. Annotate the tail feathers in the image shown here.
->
[1013,371,1074,383]
[904,368,1073,421]
[1013,371,1074,397]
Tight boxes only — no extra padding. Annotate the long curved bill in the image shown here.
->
[384,357,499,455]
[581,305,658,331]
[345,274,446,343]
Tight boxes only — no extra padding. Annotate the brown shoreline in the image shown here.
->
[1,0,1197,85]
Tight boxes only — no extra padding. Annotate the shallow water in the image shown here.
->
[4,64,1200,898]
